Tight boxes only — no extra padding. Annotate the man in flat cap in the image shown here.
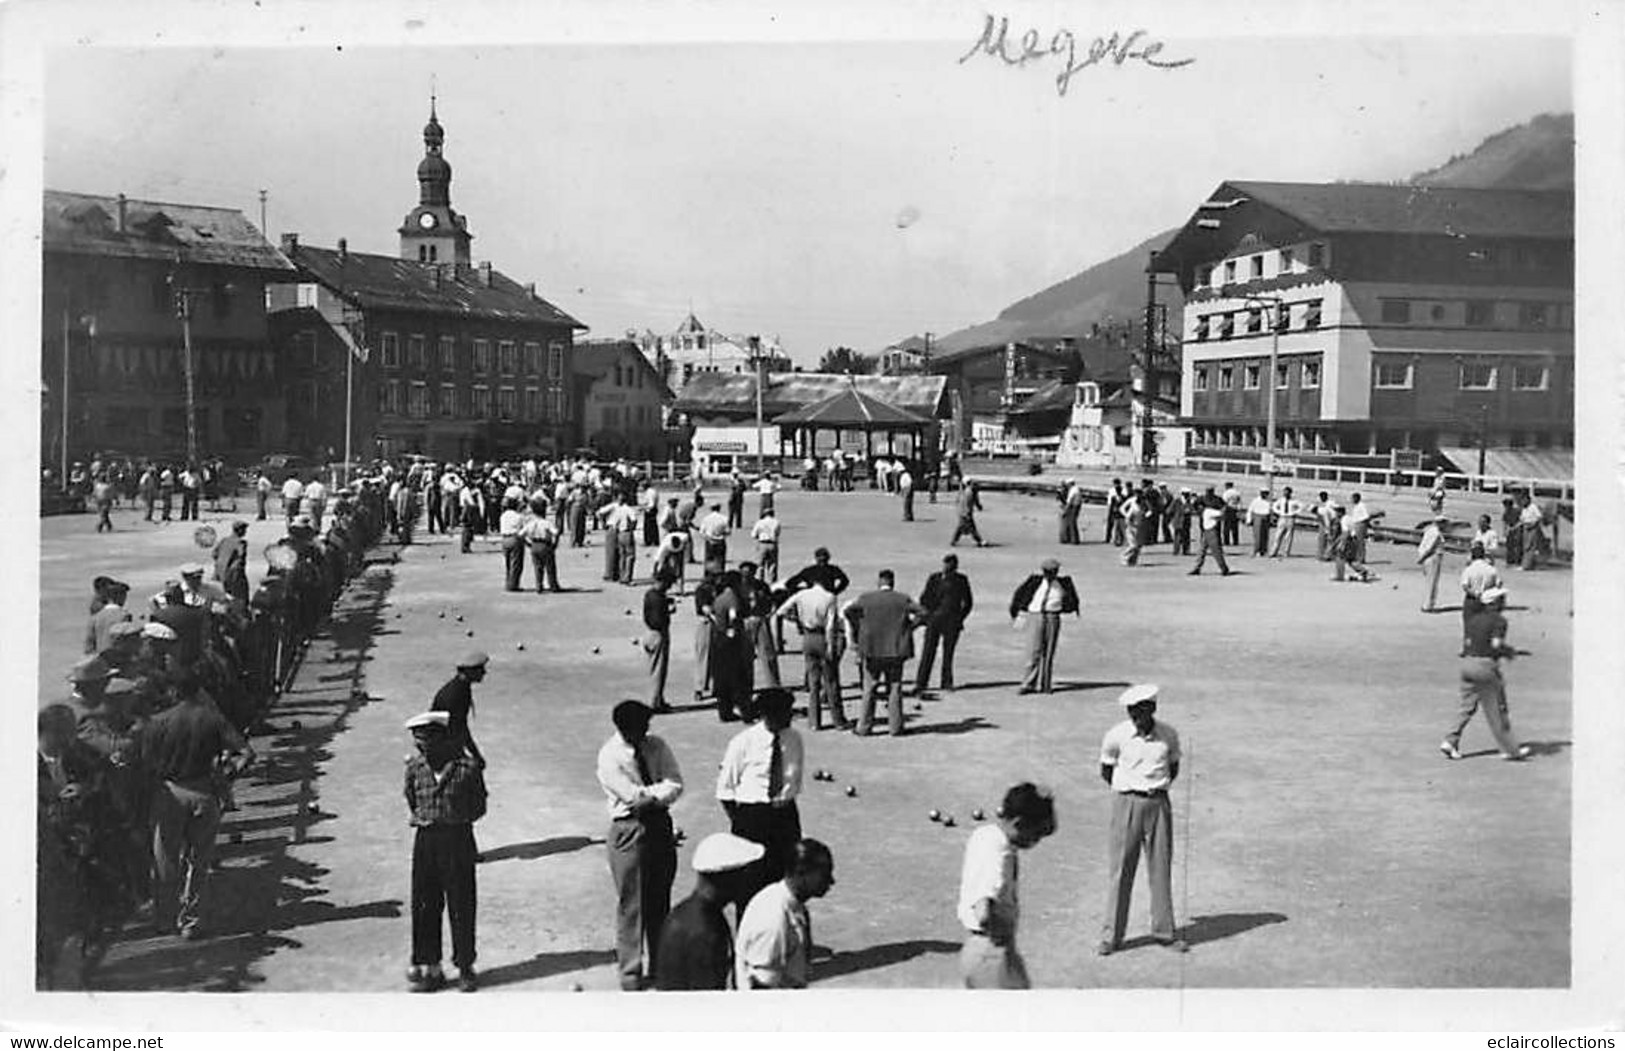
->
[597,700,684,990]
[84,579,131,656]
[1009,558,1079,695]
[404,710,488,992]
[654,833,765,990]
[1097,683,1186,956]
[213,521,251,607]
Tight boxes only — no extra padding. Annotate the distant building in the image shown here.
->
[671,372,948,477]
[877,334,931,375]
[265,101,585,463]
[40,189,296,466]
[1154,180,1574,475]
[635,313,791,391]
[571,339,681,460]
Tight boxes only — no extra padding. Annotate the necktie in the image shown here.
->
[767,731,784,801]
[634,740,653,786]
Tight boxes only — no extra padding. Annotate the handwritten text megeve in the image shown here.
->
[957,14,1195,96]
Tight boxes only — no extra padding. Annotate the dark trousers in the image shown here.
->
[96,501,113,532]
[460,517,477,553]
[728,800,802,910]
[1221,508,1239,546]
[608,810,676,989]
[1190,528,1230,575]
[727,500,743,528]
[1020,613,1062,693]
[902,489,915,521]
[859,656,906,735]
[180,489,199,520]
[1251,518,1271,555]
[255,490,268,520]
[712,635,753,720]
[529,543,560,591]
[915,623,961,692]
[617,533,637,585]
[502,536,524,591]
[949,516,982,545]
[802,630,845,727]
[427,493,445,533]
[411,823,478,970]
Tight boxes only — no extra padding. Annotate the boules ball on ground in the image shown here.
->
[972,808,985,821]
[928,809,941,822]
[942,815,956,828]
[845,785,857,797]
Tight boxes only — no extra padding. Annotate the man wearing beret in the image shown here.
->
[1009,558,1080,695]
[597,700,684,990]
[404,711,488,992]
[654,833,765,990]
[431,652,489,769]
[1097,683,1186,956]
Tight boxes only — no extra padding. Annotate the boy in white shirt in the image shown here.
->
[957,782,1057,988]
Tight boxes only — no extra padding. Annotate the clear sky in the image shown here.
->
[41,17,1570,364]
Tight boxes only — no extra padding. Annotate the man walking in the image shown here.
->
[212,520,250,607]
[1417,512,1448,613]
[1440,587,1532,762]
[949,481,986,547]
[643,572,676,712]
[915,553,973,696]
[843,569,924,737]
[957,782,1057,988]
[1097,683,1186,956]
[403,711,488,993]
[596,701,684,990]
[1009,557,1079,694]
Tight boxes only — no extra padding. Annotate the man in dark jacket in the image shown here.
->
[843,570,924,736]
[914,553,974,696]
[655,833,764,990]
[1008,558,1080,694]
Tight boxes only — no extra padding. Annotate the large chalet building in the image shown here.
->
[40,190,296,466]
[266,102,584,462]
[1154,181,1574,473]
[571,338,680,460]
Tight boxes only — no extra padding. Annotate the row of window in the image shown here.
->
[1197,243,1328,289]
[1193,360,1321,393]
[1377,298,1569,329]
[1194,300,1322,342]
[599,404,660,428]
[377,380,571,421]
[612,362,647,388]
[378,333,566,377]
[1372,362,1550,392]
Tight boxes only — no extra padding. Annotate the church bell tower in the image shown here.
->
[399,95,473,265]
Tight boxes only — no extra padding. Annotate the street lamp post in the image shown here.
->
[749,334,765,475]
[1241,294,1285,472]
[172,278,201,467]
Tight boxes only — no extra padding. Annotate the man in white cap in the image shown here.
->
[654,833,765,990]
[1416,512,1449,613]
[1097,683,1186,956]
[403,710,488,992]
[1441,587,1531,761]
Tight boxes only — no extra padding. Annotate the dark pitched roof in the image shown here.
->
[672,372,947,419]
[1221,181,1572,239]
[1007,379,1077,416]
[43,189,295,272]
[290,244,584,328]
[572,339,675,399]
[773,388,930,428]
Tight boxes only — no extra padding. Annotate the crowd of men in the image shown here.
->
[37,474,389,986]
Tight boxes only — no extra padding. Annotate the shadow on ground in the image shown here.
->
[813,938,960,981]
[477,948,617,988]
[479,835,604,864]
[88,555,401,991]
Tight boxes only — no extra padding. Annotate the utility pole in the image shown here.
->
[258,189,268,235]
[750,334,765,475]
[60,301,71,489]
[339,238,354,488]
[175,283,199,466]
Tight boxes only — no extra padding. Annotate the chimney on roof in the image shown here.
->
[116,194,128,234]
[280,232,299,253]
[524,281,536,297]
[478,261,493,288]
[337,237,348,263]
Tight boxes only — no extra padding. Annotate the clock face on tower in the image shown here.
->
[418,213,438,230]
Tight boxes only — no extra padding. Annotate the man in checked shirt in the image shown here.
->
[597,701,684,991]
[403,711,488,992]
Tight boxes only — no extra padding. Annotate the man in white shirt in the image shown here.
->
[498,498,526,592]
[1313,491,1337,561]
[754,473,780,518]
[750,509,782,583]
[1459,542,1502,618]
[775,580,848,730]
[1345,492,1384,565]
[521,500,562,592]
[303,475,328,532]
[698,502,731,575]
[716,687,804,908]
[1097,683,1186,956]
[440,467,464,531]
[1472,514,1502,562]
[1008,558,1080,694]
[596,701,684,991]
[1268,486,1305,558]
[1416,512,1448,613]
[898,466,915,521]
[958,782,1056,989]
[734,838,835,990]
[280,475,304,527]
[1245,487,1274,557]
[1220,481,1243,547]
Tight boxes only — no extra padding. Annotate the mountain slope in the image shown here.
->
[932,112,1573,355]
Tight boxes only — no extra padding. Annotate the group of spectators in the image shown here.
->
[37,476,388,986]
